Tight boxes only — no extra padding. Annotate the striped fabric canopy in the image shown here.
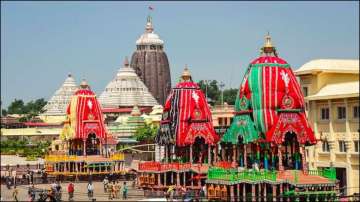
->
[223,56,316,145]
[156,81,219,146]
[61,89,107,140]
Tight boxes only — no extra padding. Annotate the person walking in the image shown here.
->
[103,176,109,193]
[12,186,19,202]
[122,182,128,200]
[199,185,207,202]
[67,182,75,201]
[108,183,113,200]
[87,182,94,200]
[111,181,116,199]
[28,183,36,202]
[115,181,121,199]
[55,181,62,202]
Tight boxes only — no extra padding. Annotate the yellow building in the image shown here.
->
[211,103,235,135]
[295,59,359,196]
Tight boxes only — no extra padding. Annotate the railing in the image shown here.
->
[45,153,125,162]
[213,161,233,169]
[44,155,78,162]
[138,162,192,171]
[110,153,125,161]
[308,167,336,181]
[207,167,277,182]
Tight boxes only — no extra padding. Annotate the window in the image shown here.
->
[322,141,330,152]
[302,87,308,97]
[353,106,360,119]
[321,108,330,120]
[339,141,347,152]
[354,141,359,152]
[337,106,346,120]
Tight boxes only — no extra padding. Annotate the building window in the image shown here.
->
[354,141,359,152]
[321,108,330,120]
[337,106,346,120]
[322,141,330,152]
[339,141,347,152]
[353,106,360,119]
[302,87,308,97]
[218,118,223,126]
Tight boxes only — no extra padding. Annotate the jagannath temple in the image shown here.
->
[130,15,171,105]
[137,34,339,201]
[45,80,125,179]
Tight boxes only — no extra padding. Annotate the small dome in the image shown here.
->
[136,32,164,45]
[181,65,192,81]
[98,57,159,108]
[80,79,89,89]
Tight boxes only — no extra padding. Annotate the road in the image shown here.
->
[1,181,146,201]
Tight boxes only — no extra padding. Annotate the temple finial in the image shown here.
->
[261,32,278,57]
[80,79,89,89]
[181,64,192,81]
[145,15,154,33]
[124,56,129,67]
[68,72,72,77]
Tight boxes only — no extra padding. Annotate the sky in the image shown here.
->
[1,1,359,108]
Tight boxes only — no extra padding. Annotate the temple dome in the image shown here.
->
[98,57,159,108]
[42,74,78,116]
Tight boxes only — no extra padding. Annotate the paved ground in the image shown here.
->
[1,181,146,201]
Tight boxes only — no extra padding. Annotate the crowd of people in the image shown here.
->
[102,176,128,200]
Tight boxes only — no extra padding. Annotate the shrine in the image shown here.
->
[206,34,338,201]
[45,80,125,179]
[137,66,220,195]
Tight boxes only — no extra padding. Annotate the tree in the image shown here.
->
[223,88,239,105]
[7,99,26,114]
[1,109,7,116]
[6,98,47,121]
[133,124,159,143]
[197,80,221,104]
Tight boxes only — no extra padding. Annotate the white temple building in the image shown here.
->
[40,74,78,123]
[98,57,159,108]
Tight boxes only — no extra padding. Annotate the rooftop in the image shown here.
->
[42,74,78,116]
[295,59,359,75]
[306,81,359,100]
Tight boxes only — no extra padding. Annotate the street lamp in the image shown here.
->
[219,82,225,107]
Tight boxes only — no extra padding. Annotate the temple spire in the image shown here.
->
[261,32,278,57]
[145,15,154,33]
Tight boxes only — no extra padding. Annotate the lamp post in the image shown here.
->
[204,80,210,102]
[219,82,225,107]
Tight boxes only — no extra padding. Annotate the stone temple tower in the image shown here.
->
[130,15,171,105]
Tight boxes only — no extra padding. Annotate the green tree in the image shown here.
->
[6,98,47,121]
[7,99,26,114]
[223,88,239,105]
[1,109,7,116]
[133,124,159,143]
[197,80,221,104]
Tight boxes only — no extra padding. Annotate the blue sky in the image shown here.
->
[1,1,359,108]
